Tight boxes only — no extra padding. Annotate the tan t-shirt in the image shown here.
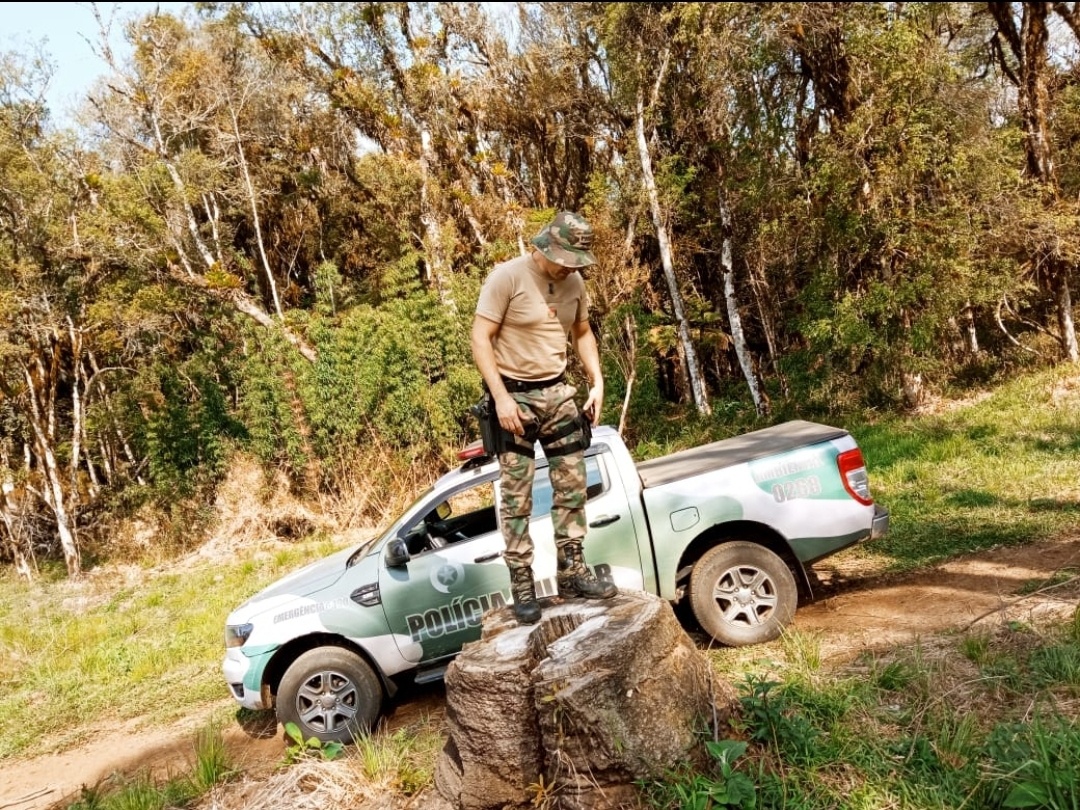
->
[475,253,589,382]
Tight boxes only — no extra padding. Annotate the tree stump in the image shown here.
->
[433,590,738,810]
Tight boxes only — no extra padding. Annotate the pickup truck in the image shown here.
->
[222,421,888,743]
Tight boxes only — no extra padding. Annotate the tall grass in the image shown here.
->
[64,722,233,810]
[644,609,1080,809]
[0,539,336,759]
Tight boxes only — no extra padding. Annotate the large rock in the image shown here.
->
[434,590,738,810]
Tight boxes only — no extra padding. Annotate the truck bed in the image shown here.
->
[635,420,850,489]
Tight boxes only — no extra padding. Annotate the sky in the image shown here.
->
[5,2,191,122]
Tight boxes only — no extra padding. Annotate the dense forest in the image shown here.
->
[2,2,1079,579]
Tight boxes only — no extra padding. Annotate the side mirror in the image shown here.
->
[385,538,410,568]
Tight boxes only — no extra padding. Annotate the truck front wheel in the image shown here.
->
[276,647,383,744]
[689,542,797,646]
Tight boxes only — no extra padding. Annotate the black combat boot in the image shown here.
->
[557,543,617,600]
[508,565,541,624]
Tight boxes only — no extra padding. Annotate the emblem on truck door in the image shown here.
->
[431,560,465,594]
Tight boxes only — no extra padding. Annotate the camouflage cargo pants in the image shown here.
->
[498,382,588,569]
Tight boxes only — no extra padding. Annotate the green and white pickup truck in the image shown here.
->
[222,421,888,743]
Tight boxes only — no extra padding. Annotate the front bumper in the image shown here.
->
[871,504,890,540]
[222,648,267,710]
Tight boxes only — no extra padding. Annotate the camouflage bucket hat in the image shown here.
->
[531,211,597,268]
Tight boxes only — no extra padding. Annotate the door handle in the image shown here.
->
[474,551,504,563]
[589,514,621,528]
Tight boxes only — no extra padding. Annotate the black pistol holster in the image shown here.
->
[470,392,502,456]
[470,391,592,459]
[469,392,540,458]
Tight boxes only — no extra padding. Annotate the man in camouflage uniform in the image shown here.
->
[471,211,617,624]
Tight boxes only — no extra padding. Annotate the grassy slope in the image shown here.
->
[1,365,1078,763]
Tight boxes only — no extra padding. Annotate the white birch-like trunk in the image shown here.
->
[0,489,36,581]
[23,365,80,577]
[617,315,638,437]
[964,303,980,355]
[420,128,456,312]
[716,189,769,417]
[1056,276,1079,362]
[635,74,711,416]
[88,353,144,485]
[230,100,284,319]
[67,319,84,498]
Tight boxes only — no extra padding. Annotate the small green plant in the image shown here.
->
[959,632,992,665]
[190,722,234,790]
[736,675,819,764]
[353,723,443,793]
[983,716,1080,809]
[641,739,757,810]
[282,721,345,764]
[874,658,919,691]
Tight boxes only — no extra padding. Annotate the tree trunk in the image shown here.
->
[420,128,457,312]
[1018,3,1054,181]
[434,591,737,810]
[1055,272,1080,362]
[0,484,37,581]
[618,315,637,437]
[989,2,1079,361]
[634,56,711,416]
[716,186,770,417]
[230,98,284,319]
[23,365,80,577]
[964,303,980,355]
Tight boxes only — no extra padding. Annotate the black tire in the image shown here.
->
[276,647,383,744]
[688,541,798,647]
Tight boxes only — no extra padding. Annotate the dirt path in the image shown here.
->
[3,534,1078,810]
[795,531,1080,659]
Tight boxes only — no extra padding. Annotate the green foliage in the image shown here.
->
[282,721,345,764]
[238,252,479,484]
[982,716,1080,810]
[641,739,758,810]
[353,723,445,794]
[688,616,1080,810]
[142,362,246,500]
[736,675,821,765]
[774,9,1027,408]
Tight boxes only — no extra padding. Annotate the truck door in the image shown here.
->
[379,476,512,665]
[514,451,646,595]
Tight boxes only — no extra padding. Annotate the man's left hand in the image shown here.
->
[582,384,603,426]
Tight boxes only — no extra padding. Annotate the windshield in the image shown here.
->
[344,481,441,568]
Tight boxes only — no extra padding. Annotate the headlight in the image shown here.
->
[224,623,254,648]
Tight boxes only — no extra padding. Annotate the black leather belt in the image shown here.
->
[501,373,565,393]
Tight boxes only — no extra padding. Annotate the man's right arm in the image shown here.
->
[471,315,526,436]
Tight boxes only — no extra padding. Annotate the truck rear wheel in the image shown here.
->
[689,541,797,646]
[276,647,383,744]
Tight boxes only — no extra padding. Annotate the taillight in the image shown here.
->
[837,448,873,506]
